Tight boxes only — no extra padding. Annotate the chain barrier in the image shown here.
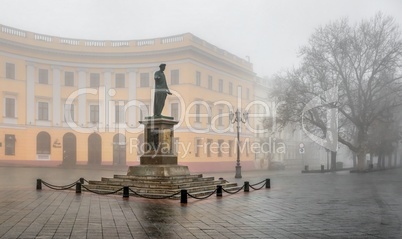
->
[128,188,181,199]
[41,180,79,190]
[250,179,266,187]
[222,185,245,194]
[37,178,271,202]
[81,185,124,195]
[249,182,267,190]
[187,189,217,200]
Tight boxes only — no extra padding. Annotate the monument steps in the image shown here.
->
[84,175,239,198]
[83,183,240,196]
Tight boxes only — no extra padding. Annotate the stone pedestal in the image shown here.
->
[127,116,190,177]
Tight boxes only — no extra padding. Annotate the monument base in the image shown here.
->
[127,165,190,177]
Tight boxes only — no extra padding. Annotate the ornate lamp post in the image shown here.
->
[230,109,248,178]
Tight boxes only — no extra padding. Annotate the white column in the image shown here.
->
[52,66,61,126]
[26,63,35,124]
[78,69,87,127]
[128,69,137,127]
[103,70,112,128]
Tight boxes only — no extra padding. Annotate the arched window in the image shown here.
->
[37,131,51,154]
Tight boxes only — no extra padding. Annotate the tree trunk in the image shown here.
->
[357,151,366,171]
[352,153,357,168]
[394,149,398,167]
[330,151,337,171]
[388,155,392,168]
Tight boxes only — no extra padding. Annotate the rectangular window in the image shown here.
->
[115,73,125,88]
[5,98,15,118]
[218,79,223,93]
[208,76,213,90]
[195,138,202,157]
[218,139,224,157]
[207,139,212,157]
[196,71,201,86]
[140,73,149,87]
[65,72,74,86]
[6,63,15,79]
[90,73,100,88]
[115,104,125,124]
[90,105,99,123]
[5,134,16,155]
[38,69,48,84]
[171,69,179,85]
[229,82,233,95]
[171,103,179,120]
[218,109,223,126]
[195,104,201,122]
[38,102,49,120]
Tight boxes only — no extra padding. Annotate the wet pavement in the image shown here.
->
[0,166,401,238]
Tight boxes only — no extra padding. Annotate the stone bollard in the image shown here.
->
[36,179,42,190]
[305,165,309,171]
[79,178,84,184]
[244,181,250,192]
[123,186,129,198]
[321,165,324,172]
[266,179,271,189]
[180,189,187,204]
[216,185,223,197]
[76,182,81,194]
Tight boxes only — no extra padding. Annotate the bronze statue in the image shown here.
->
[153,63,172,117]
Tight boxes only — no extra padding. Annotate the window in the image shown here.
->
[6,63,15,79]
[5,134,16,155]
[38,69,48,84]
[140,73,149,87]
[115,104,125,124]
[65,72,74,86]
[218,79,223,93]
[36,131,50,154]
[195,104,201,122]
[171,103,179,120]
[218,109,223,126]
[208,76,213,90]
[90,73,100,88]
[195,138,202,157]
[5,98,15,118]
[115,73,125,88]
[229,140,234,157]
[229,82,233,95]
[38,102,49,120]
[218,139,224,157]
[90,105,99,123]
[207,139,212,157]
[196,71,201,86]
[171,69,179,85]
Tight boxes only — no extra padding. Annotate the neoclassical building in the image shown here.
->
[0,24,258,172]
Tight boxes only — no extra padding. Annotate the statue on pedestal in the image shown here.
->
[153,63,172,117]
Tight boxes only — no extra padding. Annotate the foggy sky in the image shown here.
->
[0,0,401,77]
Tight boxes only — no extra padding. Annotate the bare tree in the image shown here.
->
[272,13,402,171]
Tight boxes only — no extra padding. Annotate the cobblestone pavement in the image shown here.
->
[0,166,401,238]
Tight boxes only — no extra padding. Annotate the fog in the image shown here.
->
[0,0,401,77]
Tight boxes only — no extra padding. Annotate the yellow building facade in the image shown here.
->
[0,24,257,172]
